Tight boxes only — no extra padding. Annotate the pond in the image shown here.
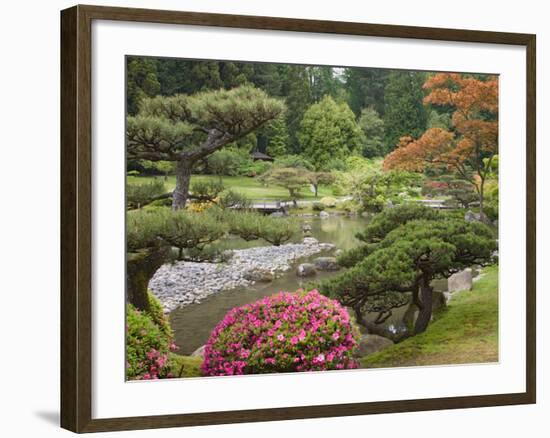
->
[169,214,368,355]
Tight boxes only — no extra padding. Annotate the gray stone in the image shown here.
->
[356,334,394,357]
[243,268,274,282]
[302,237,319,246]
[191,345,206,358]
[318,243,336,251]
[319,211,330,219]
[448,268,473,293]
[334,249,344,257]
[270,211,285,217]
[296,263,317,277]
[314,256,340,271]
[464,210,491,225]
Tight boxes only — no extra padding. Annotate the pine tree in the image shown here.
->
[383,71,428,151]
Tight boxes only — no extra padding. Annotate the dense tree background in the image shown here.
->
[127,58,454,163]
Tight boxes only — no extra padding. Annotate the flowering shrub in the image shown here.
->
[126,293,178,380]
[201,290,359,376]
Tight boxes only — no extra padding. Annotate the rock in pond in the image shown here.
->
[243,268,274,282]
[314,256,340,271]
[356,334,394,357]
[448,268,473,293]
[191,345,206,358]
[296,263,317,277]
[319,211,330,219]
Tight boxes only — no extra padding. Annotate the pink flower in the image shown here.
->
[277,334,285,342]
[290,336,299,345]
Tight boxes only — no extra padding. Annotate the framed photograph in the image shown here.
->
[60,4,536,433]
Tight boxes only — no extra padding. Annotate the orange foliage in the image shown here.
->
[383,73,498,186]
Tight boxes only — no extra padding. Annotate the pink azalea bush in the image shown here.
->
[201,289,359,376]
[126,298,178,380]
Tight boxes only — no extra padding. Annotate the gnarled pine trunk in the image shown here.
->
[414,275,433,334]
[173,159,194,210]
[126,247,169,311]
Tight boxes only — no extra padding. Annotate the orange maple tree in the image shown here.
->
[383,73,498,212]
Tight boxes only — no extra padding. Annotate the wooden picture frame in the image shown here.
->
[61,4,536,433]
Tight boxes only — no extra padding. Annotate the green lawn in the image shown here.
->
[127,174,335,201]
[360,265,499,368]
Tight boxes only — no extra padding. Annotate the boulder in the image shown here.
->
[191,345,206,358]
[244,268,274,282]
[303,237,319,246]
[334,249,344,258]
[448,268,473,293]
[364,320,411,343]
[270,211,285,217]
[356,334,394,357]
[464,210,491,225]
[296,263,317,277]
[318,242,336,251]
[319,210,330,219]
[314,256,340,271]
[301,223,312,232]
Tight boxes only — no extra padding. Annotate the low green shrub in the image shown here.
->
[126,303,176,380]
[147,197,172,207]
[126,179,166,209]
[312,202,325,212]
[320,196,337,208]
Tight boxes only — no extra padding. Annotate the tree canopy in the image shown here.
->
[384,73,498,212]
[127,85,284,208]
[298,96,363,170]
[319,204,496,334]
[383,71,428,152]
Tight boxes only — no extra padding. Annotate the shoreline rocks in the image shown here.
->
[149,238,334,312]
[314,256,340,271]
[296,263,317,277]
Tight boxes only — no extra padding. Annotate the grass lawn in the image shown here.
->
[127,174,335,201]
[360,265,499,368]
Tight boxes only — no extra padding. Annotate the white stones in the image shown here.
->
[149,240,332,312]
[302,237,319,246]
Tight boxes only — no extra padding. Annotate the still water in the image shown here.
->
[169,215,368,355]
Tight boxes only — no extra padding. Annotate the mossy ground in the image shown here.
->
[360,265,499,368]
[167,353,203,378]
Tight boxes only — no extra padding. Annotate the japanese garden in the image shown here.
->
[125,57,499,380]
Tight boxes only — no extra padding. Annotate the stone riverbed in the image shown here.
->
[149,237,335,312]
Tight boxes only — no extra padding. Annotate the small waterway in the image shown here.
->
[169,215,368,355]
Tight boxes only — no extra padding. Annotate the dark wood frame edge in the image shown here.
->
[60,4,536,433]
